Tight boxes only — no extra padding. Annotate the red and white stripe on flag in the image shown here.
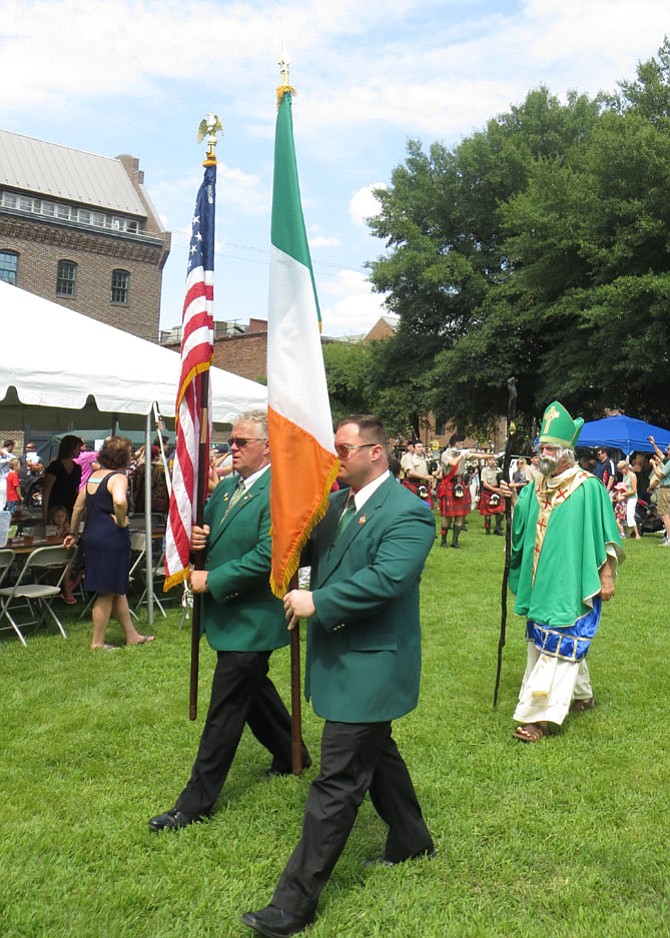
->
[164,162,216,590]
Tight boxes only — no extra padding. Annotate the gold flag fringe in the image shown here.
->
[276,84,297,109]
[164,565,190,593]
[269,458,340,598]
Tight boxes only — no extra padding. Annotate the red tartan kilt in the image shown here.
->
[438,478,471,517]
[402,478,433,508]
[479,488,506,515]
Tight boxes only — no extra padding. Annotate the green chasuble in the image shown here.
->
[509,469,623,628]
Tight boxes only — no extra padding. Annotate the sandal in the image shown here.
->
[60,593,77,605]
[127,635,156,646]
[514,723,547,743]
[570,697,595,713]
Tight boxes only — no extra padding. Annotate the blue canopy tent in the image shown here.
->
[576,415,670,453]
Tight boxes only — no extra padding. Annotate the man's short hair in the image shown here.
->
[235,410,268,438]
[336,414,387,449]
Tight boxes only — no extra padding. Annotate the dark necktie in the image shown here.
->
[223,478,245,520]
[333,497,356,544]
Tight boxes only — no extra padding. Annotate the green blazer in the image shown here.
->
[201,470,288,652]
[306,475,435,723]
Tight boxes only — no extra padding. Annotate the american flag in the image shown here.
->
[164,162,216,590]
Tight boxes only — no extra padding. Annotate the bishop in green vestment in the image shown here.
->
[507,402,624,743]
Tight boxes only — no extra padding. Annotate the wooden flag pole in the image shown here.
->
[188,360,211,720]
[288,571,303,774]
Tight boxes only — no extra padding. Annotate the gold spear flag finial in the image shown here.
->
[197,113,223,166]
[277,44,295,108]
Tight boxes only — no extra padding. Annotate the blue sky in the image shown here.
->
[0,0,667,336]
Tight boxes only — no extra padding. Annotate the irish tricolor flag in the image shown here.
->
[268,86,338,597]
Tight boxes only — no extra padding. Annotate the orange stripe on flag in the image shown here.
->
[268,408,339,598]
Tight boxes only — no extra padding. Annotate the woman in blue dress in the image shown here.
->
[66,436,155,650]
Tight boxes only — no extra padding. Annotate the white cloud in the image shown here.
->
[319,268,388,336]
[309,235,340,248]
[0,0,666,154]
[349,184,387,227]
[216,164,269,215]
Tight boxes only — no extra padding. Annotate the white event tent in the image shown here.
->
[0,280,267,623]
[0,280,266,428]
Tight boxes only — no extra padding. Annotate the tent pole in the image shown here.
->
[145,414,154,625]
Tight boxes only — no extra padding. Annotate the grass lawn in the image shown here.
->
[2,518,669,937]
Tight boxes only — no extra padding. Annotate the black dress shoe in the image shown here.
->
[240,904,312,937]
[364,847,436,868]
[267,755,312,777]
[148,808,196,832]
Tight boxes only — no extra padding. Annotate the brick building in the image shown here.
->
[0,130,170,342]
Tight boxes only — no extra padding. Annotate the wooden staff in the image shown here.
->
[493,376,517,709]
[288,571,303,774]
[189,370,211,720]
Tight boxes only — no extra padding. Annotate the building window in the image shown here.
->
[56,259,77,296]
[0,250,18,285]
[1,190,142,234]
[111,269,130,304]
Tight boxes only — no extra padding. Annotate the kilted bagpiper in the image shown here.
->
[438,445,470,548]
[479,456,506,535]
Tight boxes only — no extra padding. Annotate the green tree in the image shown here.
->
[367,87,602,430]
[367,45,670,428]
[322,340,373,424]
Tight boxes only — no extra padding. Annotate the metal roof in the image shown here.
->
[0,129,147,216]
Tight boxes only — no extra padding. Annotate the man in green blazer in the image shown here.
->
[242,415,435,937]
[149,411,309,832]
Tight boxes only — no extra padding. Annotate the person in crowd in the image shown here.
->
[0,439,15,467]
[4,458,22,513]
[148,411,310,833]
[616,459,640,540]
[18,441,43,486]
[468,460,480,506]
[23,441,42,470]
[49,505,71,539]
[527,454,543,482]
[64,436,154,650]
[131,445,170,517]
[612,482,628,538]
[74,441,100,490]
[43,435,82,523]
[593,447,616,493]
[208,443,234,493]
[631,453,652,502]
[648,435,670,545]
[48,504,82,605]
[241,414,435,938]
[437,435,471,548]
[400,440,434,504]
[479,455,506,535]
[512,457,531,495]
[503,401,623,743]
[0,440,15,508]
[399,440,415,477]
[388,454,402,480]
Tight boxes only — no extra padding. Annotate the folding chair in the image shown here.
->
[133,541,169,618]
[0,548,16,591]
[0,545,74,646]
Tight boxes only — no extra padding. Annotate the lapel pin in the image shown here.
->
[358,515,366,525]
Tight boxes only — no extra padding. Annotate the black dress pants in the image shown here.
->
[175,649,308,818]
[271,719,433,919]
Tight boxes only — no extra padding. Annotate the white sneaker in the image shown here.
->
[660,537,670,546]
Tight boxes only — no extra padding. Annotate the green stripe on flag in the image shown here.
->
[271,91,321,323]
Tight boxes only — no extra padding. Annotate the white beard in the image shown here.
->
[539,455,559,476]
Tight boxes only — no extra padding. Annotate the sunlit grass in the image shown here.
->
[1,519,668,937]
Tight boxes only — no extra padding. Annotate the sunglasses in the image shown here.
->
[335,442,376,459]
[228,437,265,449]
